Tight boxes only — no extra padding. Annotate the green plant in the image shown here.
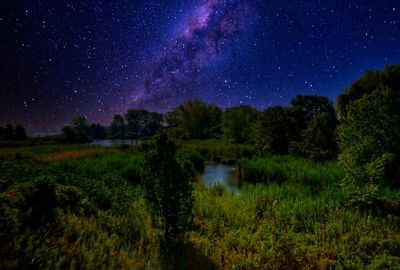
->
[141,132,194,263]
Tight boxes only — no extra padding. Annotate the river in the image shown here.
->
[201,163,240,193]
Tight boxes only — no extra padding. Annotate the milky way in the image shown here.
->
[1,0,399,133]
[131,0,261,110]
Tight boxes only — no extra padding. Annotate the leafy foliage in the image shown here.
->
[176,99,222,139]
[336,65,400,217]
[0,124,28,141]
[299,112,338,160]
[140,133,194,253]
[110,114,127,139]
[337,65,400,120]
[222,105,260,143]
[1,144,400,269]
[125,109,163,139]
[254,106,303,156]
[338,81,400,187]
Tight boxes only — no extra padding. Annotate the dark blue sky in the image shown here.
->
[1,0,399,133]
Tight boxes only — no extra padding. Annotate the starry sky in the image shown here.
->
[1,0,399,133]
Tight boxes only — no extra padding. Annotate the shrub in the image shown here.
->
[140,132,194,259]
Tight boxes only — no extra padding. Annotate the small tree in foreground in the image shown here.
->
[140,132,193,265]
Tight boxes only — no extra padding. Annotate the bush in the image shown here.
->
[56,185,86,210]
[178,150,205,172]
[140,132,194,259]
[338,66,400,188]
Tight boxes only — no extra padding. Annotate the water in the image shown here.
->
[91,139,141,147]
[201,163,240,193]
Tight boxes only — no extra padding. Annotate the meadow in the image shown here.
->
[1,142,400,269]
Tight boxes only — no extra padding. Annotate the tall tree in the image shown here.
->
[165,109,183,128]
[89,124,106,140]
[337,65,400,120]
[291,94,336,120]
[62,116,92,143]
[291,95,338,159]
[126,110,146,140]
[254,106,301,156]
[3,124,14,140]
[338,80,400,187]
[177,99,222,139]
[300,112,338,160]
[72,116,90,134]
[125,109,162,140]
[110,114,127,139]
[14,124,28,140]
[222,105,259,143]
[0,126,4,140]
[61,126,77,143]
[145,112,163,136]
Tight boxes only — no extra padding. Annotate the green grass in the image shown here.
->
[1,144,400,269]
[181,139,254,164]
[0,143,99,157]
[190,182,400,269]
[55,151,143,180]
[238,155,344,188]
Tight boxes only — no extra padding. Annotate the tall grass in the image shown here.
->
[181,139,254,164]
[238,156,344,188]
[55,152,143,180]
[2,144,400,269]
[190,181,400,269]
[0,144,109,160]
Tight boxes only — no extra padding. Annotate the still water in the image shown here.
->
[91,140,240,192]
[201,163,240,193]
[91,139,140,147]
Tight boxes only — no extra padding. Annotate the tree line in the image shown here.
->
[3,63,400,187]
[59,94,338,160]
[61,109,164,143]
[0,124,27,141]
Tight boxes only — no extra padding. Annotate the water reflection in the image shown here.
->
[201,163,240,193]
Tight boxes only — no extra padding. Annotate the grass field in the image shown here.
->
[1,143,400,269]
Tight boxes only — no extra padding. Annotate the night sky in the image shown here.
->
[1,0,399,133]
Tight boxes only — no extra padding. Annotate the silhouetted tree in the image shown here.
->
[145,112,163,136]
[110,114,127,139]
[126,110,145,140]
[222,105,260,143]
[141,132,193,265]
[89,123,106,140]
[290,95,338,159]
[62,126,78,143]
[291,95,336,120]
[3,124,14,140]
[254,106,299,156]
[0,124,28,141]
[300,112,338,160]
[177,99,222,139]
[72,116,90,134]
[14,124,28,140]
[125,109,163,140]
[61,117,92,143]
[165,109,183,128]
